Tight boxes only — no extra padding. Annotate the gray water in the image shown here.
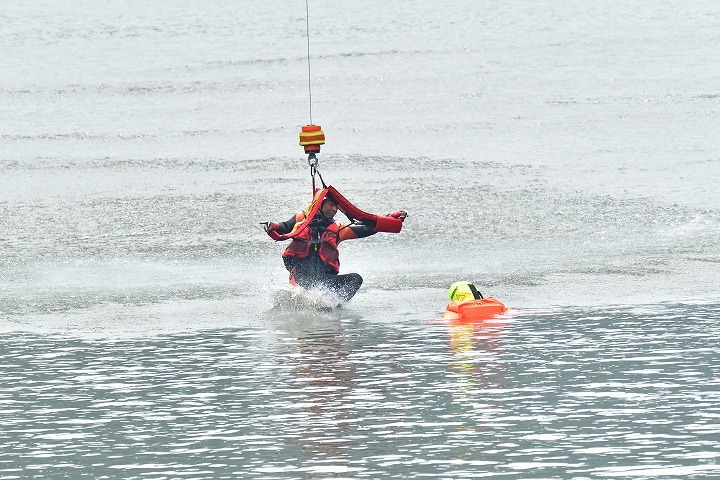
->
[2,303,720,478]
[2,0,720,478]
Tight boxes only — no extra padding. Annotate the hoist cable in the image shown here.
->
[305,0,313,125]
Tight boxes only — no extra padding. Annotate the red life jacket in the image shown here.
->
[282,215,341,272]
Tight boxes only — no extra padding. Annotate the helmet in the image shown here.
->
[447,281,482,301]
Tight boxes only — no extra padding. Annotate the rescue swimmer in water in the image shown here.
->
[443,281,508,321]
[263,186,407,303]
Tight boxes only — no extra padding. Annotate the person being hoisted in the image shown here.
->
[263,188,407,303]
[262,124,407,303]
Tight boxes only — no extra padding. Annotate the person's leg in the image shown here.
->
[290,262,363,303]
[326,273,363,302]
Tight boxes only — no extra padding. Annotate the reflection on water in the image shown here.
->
[446,316,506,432]
[2,302,719,478]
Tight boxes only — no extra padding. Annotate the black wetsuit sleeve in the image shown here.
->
[343,223,376,239]
[276,214,299,235]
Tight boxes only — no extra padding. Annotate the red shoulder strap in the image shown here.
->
[327,186,402,233]
[266,188,329,241]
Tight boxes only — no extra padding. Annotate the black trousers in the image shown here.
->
[293,271,363,303]
[284,254,363,302]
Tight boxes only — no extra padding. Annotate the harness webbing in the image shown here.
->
[468,283,484,300]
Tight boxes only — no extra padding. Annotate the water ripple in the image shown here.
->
[0,303,718,478]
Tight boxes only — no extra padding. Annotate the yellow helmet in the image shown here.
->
[447,281,482,301]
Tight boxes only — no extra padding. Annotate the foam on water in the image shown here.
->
[270,284,342,312]
[1,150,718,329]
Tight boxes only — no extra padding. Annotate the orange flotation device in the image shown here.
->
[443,297,508,321]
[299,125,325,154]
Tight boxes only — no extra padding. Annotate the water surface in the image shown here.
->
[2,0,719,478]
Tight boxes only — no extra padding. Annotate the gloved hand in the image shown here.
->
[261,222,280,233]
[388,210,408,221]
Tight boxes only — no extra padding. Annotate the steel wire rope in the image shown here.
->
[305,0,313,125]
